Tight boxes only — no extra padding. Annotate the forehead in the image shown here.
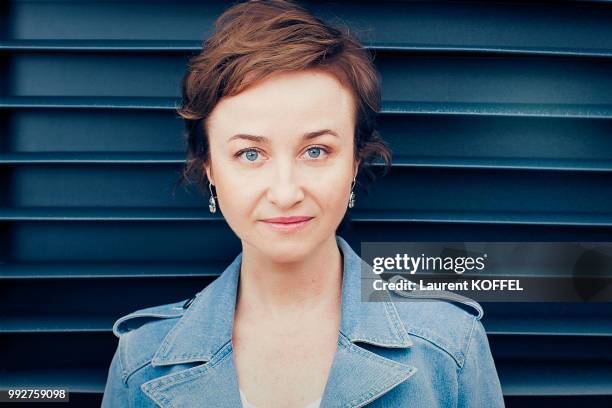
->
[207,69,355,138]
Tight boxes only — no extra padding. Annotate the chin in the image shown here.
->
[261,240,314,263]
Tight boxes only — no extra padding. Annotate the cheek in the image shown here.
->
[214,175,253,218]
[315,173,351,211]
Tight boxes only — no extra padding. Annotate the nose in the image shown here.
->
[265,158,305,209]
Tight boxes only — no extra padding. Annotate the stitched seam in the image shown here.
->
[457,316,477,376]
[347,371,414,408]
[118,337,130,384]
[383,301,407,341]
[458,314,475,369]
[337,332,416,407]
[155,286,213,359]
[408,329,462,367]
[339,332,412,371]
[155,310,192,358]
[122,324,185,382]
[346,371,411,408]
[114,311,184,334]
[124,360,154,384]
[153,390,175,408]
[145,340,233,395]
[388,278,483,319]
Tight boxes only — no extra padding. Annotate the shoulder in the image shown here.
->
[387,286,485,369]
[110,295,193,383]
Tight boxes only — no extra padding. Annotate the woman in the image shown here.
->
[102,0,505,407]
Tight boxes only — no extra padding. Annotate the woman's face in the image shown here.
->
[204,69,359,263]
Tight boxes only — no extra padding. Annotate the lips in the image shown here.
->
[260,216,314,233]
[262,216,313,224]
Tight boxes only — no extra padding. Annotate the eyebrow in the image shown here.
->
[228,129,339,143]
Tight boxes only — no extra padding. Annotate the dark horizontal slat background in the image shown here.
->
[2,0,612,407]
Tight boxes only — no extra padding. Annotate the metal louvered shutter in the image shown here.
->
[1,1,612,407]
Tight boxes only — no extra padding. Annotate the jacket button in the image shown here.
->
[182,295,196,309]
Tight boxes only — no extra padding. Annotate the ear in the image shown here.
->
[353,159,361,179]
[204,162,214,186]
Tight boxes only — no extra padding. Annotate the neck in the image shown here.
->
[235,235,343,323]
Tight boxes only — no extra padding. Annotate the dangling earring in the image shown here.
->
[348,175,356,208]
[208,181,217,214]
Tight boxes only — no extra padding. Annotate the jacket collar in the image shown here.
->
[142,235,417,408]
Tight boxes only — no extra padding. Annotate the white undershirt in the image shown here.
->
[239,388,322,408]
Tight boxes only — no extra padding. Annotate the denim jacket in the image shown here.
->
[102,235,505,407]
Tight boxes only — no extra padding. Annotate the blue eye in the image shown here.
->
[307,147,322,158]
[237,149,259,161]
[236,146,329,163]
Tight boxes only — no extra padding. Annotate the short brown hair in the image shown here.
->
[175,0,392,229]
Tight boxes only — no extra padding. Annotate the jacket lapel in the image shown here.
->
[141,236,417,407]
[318,334,416,407]
[141,251,244,408]
[141,340,243,408]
